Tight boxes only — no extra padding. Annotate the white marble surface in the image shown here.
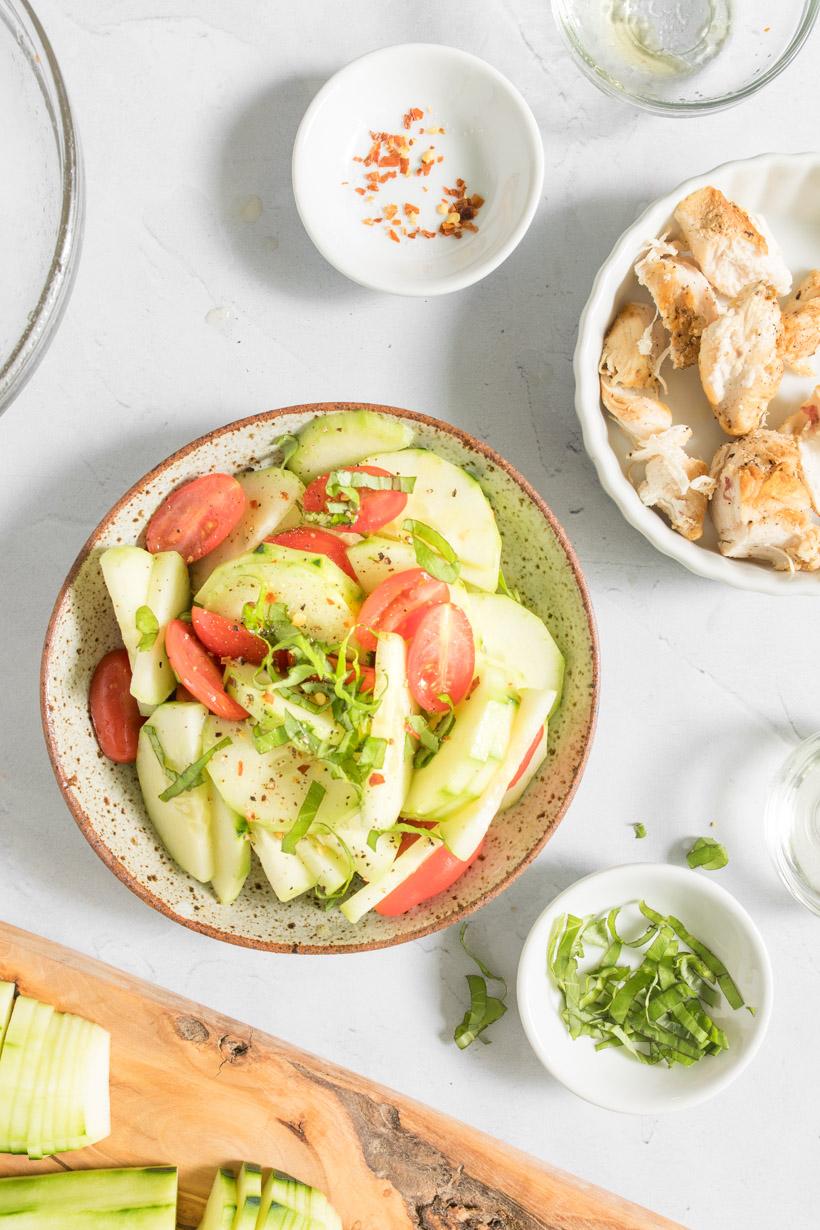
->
[1,3,818,1227]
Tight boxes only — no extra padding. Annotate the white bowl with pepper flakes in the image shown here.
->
[292,43,544,296]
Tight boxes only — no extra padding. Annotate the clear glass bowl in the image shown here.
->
[551,0,819,116]
[766,733,820,917]
[0,0,84,416]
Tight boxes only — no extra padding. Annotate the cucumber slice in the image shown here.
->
[25,1010,60,1160]
[0,1166,178,1222]
[441,688,556,860]
[224,662,339,745]
[233,1162,262,1230]
[0,980,15,1050]
[404,672,518,820]
[258,1206,317,1230]
[195,545,361,645]
[200,1167,238,1230]
[208,786,251,905]
[42,1010,79,1157]
[345,535,418,594]
[361,448,501,592]
[0,995,38,1151]
[100,546,154,664]
[500,724,548,811]
[250,826,318,902]
[287,409,414,484]
[67,1021,110,1151]
[296,834,350,896]
[361,633,414,833]
[191,467,304,592]
[340,835,438,925]
[259,1172,341,1230]
[9,1000,53,1153]
[130,551,190,707]
[136,702,214,883]
[332,822,398,883]
[454,591,564,703]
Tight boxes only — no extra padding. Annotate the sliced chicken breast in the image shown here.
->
[781,270,820,375]
[599,303,673,441]
[674,187,792,298]
[635,238,720,368]
[780,387,820,513]
[629,425,714,541]
[699,284,783,436]
[710,429,820,572]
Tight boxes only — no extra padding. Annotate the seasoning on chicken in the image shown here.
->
[698,284,784,436]
[599,303,673,441]
[635,237,720,368]
[629,425,714,541]
[710,429,820,572]
[674,187,792,299]
[781,270,820,375]
[780,387,820,513]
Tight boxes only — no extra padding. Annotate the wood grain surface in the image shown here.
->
[0,921,685,1230]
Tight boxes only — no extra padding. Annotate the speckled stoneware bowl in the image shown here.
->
[41,404,599,953]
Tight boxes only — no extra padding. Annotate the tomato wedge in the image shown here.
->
[406,602,475,713]
[145,474,246,563]
[89,648,144,763]
[376,832,484,916]
[268,526,357,580]
[302,465,407,535]
[190,606,267,665]
[508,726,546,790]
[354,569,448,653]
[164,619,248,720]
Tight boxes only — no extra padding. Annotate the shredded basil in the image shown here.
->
[402,518,460,583]
[327,469,415,494]
[407,710,456,769]
[454,923,507,1049]
[135,605,159,651]
[273,433,299,466]
[686,836,728,871]
[632,822,647,840]
[146,731,232,803]
[282,780,326,854]
[366,821,444,852]
[548,901,747,1066]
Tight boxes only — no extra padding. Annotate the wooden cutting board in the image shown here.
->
[0,922,684,1230]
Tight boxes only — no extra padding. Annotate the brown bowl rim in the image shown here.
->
[41,402,599,954]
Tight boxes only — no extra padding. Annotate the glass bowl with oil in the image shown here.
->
[766,733,820,917]
[552,0,819,115]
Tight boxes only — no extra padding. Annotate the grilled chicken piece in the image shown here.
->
[599,303,673,441]
[674,187,792,299]
[781,270,820,375]
[629,425,714,541]
[635,238,720,368]
[780,387,820,512]
[710,429,820,572]
[698,284,784,436]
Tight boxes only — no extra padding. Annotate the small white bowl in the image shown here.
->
[292,44,543,296]
[574,150,820,595]
[517,863,772,1114]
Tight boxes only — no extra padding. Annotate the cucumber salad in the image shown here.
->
[89,411,564,924]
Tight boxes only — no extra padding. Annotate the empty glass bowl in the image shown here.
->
[766,733,820,917]
[0,0,83,416]
[551,0,819,115]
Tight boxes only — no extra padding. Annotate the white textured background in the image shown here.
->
[1,4,819,1228]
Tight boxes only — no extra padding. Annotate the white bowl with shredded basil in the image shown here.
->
[516,864,772,1114]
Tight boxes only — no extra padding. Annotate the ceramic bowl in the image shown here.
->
[574,151,820,596]
[41,404,598,954]
[517,863,773,1113]
[292,44,544,296]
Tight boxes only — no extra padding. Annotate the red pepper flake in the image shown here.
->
[420,229,436,239]
[387,228,400,244]
[378,171,397,183]
[439,188,485,238]
[369,772,386,786]
[237,761,244,777]
[403,202,420,218]
[354,187,366,196]
[383,203,398,220]
[379,152,401,167]
[402,106,423,129]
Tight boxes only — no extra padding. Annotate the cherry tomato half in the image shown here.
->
[406,602,475,713]
[376,831,484,916]
[268,526,357,581]
[354,569,447,654]
[165,619,248,720]
[508,726,546,790]
[191,606,267,665]
[145,474,246,564]
[302,465,407,535]
[89,648,144,763]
